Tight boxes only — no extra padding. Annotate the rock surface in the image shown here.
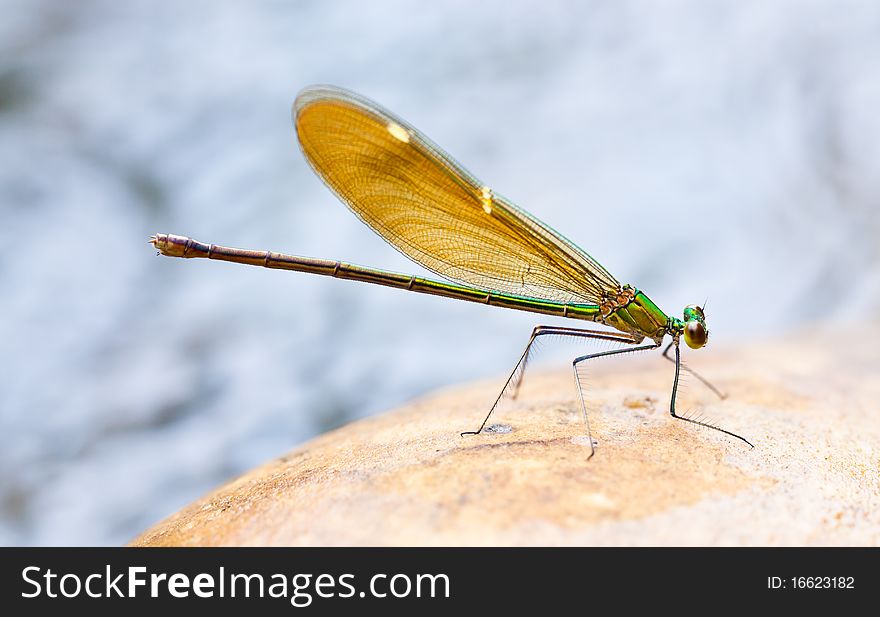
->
[132,327,879,546]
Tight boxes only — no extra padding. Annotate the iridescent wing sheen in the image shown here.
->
[293,85,620,304]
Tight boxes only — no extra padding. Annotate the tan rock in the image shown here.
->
[131,326,880,546]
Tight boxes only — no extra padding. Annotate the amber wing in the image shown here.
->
[293,85,619,305]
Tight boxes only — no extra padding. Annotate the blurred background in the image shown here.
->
[1,0,878,545]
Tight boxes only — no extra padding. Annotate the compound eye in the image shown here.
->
[684,320,708,349]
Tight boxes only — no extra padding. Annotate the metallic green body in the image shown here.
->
[605,291,673,343]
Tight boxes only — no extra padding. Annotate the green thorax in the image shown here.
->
[604,287,677,343]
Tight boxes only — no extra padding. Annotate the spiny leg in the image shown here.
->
[460,325,638,437]
[573,342,661,459]
[662,341,727,400]
[669,340,754,448]
[509,325,635,400]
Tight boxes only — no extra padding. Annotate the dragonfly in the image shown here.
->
[151,85,753,457]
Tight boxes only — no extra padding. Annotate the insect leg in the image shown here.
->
[662,341,727,400]
[668,340,754,448]
[509,325,636,399]
[460,325,637,437]
[572,342,660,458]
